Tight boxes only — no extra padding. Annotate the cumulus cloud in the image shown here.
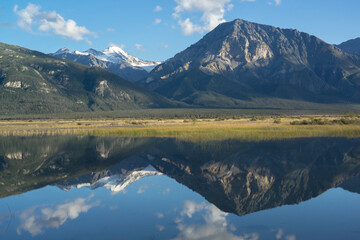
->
[17,195,99,236]
[14,3,95,44]
[154,5,163,12]
[161,43,169,49]
[135,44,146,52]
[154,18,162,25]
[107,28,115,32]
[109,42,126,50]
[268,0,282,6]
[173,0,233,35]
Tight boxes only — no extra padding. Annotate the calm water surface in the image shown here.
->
[0,136,359,239]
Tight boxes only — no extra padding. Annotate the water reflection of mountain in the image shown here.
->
[0,136,157,198]
[145,138,360,216]
[0,136,359,217]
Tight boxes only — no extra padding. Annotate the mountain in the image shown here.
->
[0,42,175,114]
[337,37,360,58]
[142,19,360,108]
[51,46,161,82]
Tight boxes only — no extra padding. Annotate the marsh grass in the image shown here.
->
[0,115,360,141]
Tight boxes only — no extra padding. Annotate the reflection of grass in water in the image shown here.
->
[1,117,360,141]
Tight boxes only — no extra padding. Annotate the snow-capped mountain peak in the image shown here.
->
[74,50,90,56]
[54,47,73,55]
[55,46,161,72]
[105,45,129,56]
[98,46,161,71]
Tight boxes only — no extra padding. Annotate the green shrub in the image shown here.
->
[273,119,281,124]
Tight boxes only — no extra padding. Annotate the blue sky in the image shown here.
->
[0,0,359,61]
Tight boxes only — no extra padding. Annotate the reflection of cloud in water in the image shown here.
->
[156,225,165,231]
[137,185,149,194]
[17,195,99,236]
[275,228,296,240]
[109,205,118,211]
[174,200,259,240]
[156,212,164,219]
[285,235,296,240]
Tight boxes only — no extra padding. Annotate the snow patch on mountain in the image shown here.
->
[56,46,161,72]
[57,165,162,193]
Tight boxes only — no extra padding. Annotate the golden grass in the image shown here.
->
[0,116,359,141]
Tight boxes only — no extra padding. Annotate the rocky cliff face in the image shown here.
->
[143,19,360,107]
[337,37,360,58]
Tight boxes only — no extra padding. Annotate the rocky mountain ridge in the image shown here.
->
[51,46,160,82]
[0,42,175,114]
[143,19,360,108]
[337,37,360,58]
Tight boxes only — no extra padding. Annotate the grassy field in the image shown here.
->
[0,114,360,141]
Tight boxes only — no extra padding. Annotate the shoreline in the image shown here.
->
[0,115,359,141]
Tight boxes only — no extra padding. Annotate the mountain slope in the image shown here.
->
[143,19,360,108]
[337,37,360,58]
[51,46,160,82]
[0,42,175,114]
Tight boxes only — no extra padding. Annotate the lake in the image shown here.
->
[0,136,359,239]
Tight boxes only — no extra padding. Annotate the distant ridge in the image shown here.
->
[337,37,360,58]
[0,42,176,115]
[51,46,161,82]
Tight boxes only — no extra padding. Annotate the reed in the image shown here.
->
[0,115,359,141]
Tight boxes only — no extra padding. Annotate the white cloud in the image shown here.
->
[17,195,99,236]
[154,18,162,25]
[107,28,115,32]
[14,3,95,44]
[154,5,163,12]
[109,42,126,50]
[240,0,256,2]
[173,0,233,35]
[268,0,282,6]
[135,44,146,52]
[161,43,169,49]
